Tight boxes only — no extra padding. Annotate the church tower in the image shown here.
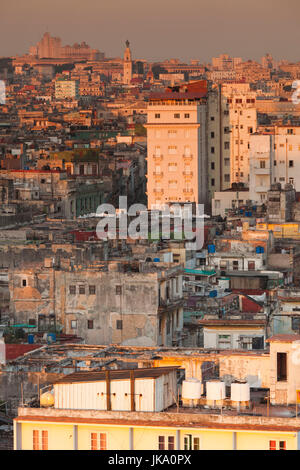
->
[123,40,132,85]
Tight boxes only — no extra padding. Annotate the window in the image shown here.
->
[174,113,180,118]
[116,320,123,330]
[218,334,231,348]
[168,130,177,138]
[248,261,255,271]
[88,320,94,329]
[91,433,107,450]
[277,352,287,381]
[211,147,215,154]
[155,113,160,118]
[71,320,77,329]
[224,158,230,166]
[248,127,253,134]
[233,260,239,270]
[211,132,215,138]
[224,110,229,116]
[158,436,165,450]
[79,285,85,295]
[69,285,76,295]
[184,113,190,118]
[211,162,215,170]
[168,163,177,172]
[211,178,215,186]
[116,285,122,295]
[158,436,175,450]
[89,285,96,295]
[289,160,294,167]
[184,434,200,450]
[274,160,277,166]
[224,142,230,149]
[33,430,48,450]
[287,129,294,135]
[224,174,230,182]
[269,440,276,450]
[29,318,36,326]
[224,127,230,133]
[260,161,266,168]
[168,146,177,155]
[269,440,286,450]
[22,279,27,287]
[211,116,215,121]
[279,441,286,450]
[289,178,294,185]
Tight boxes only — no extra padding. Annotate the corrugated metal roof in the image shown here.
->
[54,366,179,384]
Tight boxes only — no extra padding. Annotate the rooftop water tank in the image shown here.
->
[40,390,54,408]
[182,378,202,400]
[231,382,250,402]
[181,378,202,408]
[206,381,225,401]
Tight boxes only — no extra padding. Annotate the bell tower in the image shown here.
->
[123,40,132,85]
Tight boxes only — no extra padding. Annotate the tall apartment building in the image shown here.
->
[206,86,231,202]
[123,40,133,85]
[29,32,104,60]
[249,126,300,204]
[55,79,79,100]
[222,83,257,186]
[211,54,242,70]
[146,82,208,210]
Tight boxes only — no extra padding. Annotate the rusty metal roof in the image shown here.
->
[54,366,179,384]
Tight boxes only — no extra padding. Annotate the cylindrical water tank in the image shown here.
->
[182,378,202,400]
[40,390,55,407]
[231,382,250,402]
[206,381,225,401]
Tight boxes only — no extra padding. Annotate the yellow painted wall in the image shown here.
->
[236,431,296,450]
[18,421,298,450]
[77,425,129,450]
[21,422,74,450]
[133,427,176,450]
[180,429,233,450]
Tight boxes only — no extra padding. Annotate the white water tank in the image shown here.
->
[206,381,225,401]
[231,382,250,402]
[182,378,202,400]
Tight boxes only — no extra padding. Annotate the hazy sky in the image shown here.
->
[1,0,300,62]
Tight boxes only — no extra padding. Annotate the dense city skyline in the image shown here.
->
[1,0,300,62]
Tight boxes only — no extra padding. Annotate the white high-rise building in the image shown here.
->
[249,126,300,204]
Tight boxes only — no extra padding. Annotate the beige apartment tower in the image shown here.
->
[146,89,208,211]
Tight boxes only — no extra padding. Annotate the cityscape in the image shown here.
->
[1,0,300,455]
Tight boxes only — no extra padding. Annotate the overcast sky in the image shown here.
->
[1,0,300,62]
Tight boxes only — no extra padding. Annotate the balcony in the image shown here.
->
[183,155,193,161]
[153,154,163,160]
[254,166,270,175]
[153,171,164,178]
